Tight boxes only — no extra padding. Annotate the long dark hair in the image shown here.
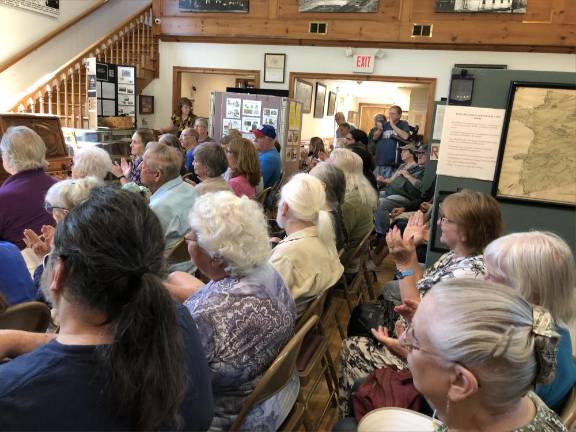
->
[51,187,186,430]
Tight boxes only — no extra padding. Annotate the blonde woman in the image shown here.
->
[225,137,261,199]
[484,231,576,412]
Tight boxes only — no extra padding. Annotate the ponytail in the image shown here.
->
[317,210,336,248]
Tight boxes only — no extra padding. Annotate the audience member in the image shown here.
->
[329,149,377,276]
[0,187,214,430]
[373,105,410,180]
[0,240,36,305]
[270,173,344,315]
[345,129,377,190]
[220,129,242,148]
[335,112,355,138]
[166,191,298,431]
[309,162,349,251]
[71,145,112,181]
[253,125,281,188]
[140,143,198,272]
[111,128,154,186]
[402,280,565,431]
[367,113,386,155]
[194,118,215,144]
[180,127,200,173]
[159,133,185,153]
[226,137,261,199]
[338,191,503,415]
[0,126,58,249]
[193,142,232,195]
[304,136,328,171]
[484,231,576,412]
[160,97,197,135]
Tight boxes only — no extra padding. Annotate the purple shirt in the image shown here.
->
[0,169,58,249]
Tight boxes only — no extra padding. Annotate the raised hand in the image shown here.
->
[120,158,131,177]
[22,229,50,259]
[370,326,408,358]
[403,211,427,246]
[394,299,420,323]
[386,225,415,266]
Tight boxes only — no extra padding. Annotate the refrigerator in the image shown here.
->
[209,91,303,182]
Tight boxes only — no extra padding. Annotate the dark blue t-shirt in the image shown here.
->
[0,241,36,305]
[0,305,214,431]
[374,120,411,166]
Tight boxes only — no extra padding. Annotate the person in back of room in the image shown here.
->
[111,128,155,187]
[180,127,200,177]
[373,105,410,181]
[159,97,197,135]
[367,113,386,156]
[194,118,216,144]
[335,112,355,138]
[0,126,58,249]
[0,187,214,431]
[253,125,281,189]
[225,137,261,199]
[345,129,377,190]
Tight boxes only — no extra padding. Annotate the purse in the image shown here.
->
[347,295,398,339]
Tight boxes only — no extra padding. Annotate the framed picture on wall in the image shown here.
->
[294,78,313,113]
[264,53,286,84]
[314,83,327,118]
[492,81,576,207]
[139,95,154,114]
[327,91,337,116]
[178,0,249,13]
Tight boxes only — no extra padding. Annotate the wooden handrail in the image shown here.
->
[0,0,109,74]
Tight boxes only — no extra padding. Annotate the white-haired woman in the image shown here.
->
[165,191,298,432]
[329,148,377,276]
[484,231,576,413]
[270,173,344,315]
[392,279,566,431]
[71,145,113,181]
[0,126,58,249]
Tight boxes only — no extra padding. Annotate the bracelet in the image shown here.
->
[118,175,126,180]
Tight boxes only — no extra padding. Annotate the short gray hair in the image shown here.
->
[159,133,183,152]
[72,146,112,180]
[0,126,48,172]
[193,142,228,177]
[425,279,559,411]
[310,162,346,206]
[189,191,271,276]
[194,118,208,129]
[144,142,182,181]
[484,231,576,325]
[45,176,102,210]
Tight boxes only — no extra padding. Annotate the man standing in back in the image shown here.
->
[373,105,411,182]
[253,125,281,189]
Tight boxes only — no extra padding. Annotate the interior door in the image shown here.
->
[358,104,390,132]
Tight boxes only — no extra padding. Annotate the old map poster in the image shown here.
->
[495,84,576,206]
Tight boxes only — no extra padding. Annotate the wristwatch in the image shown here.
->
[395,269,415,280]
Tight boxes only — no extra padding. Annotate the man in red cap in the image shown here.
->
[253,125,281,188]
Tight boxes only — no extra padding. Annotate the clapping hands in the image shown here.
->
[23,225,55,259]
[386,211,427,266]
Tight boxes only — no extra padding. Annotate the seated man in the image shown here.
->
[71,145,112,181]
[269,173,343,315]
[140,143,198,272]
[254,125,281,189]
[0,126,58,249]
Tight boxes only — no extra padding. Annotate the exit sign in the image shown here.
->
[353,54,375,74]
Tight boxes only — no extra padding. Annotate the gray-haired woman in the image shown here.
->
[192,142,233,195]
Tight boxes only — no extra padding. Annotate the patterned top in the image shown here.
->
[417,250,486,297]
[184,264,297,431]
[435,392,567,432]
[127,155,143,185]
[171,113,197,133]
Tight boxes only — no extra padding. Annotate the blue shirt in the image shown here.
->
[0,305,214,431]
[536,325,576,411]
[375,120,410,167]
[258,148,281,188]
[185,148,195,172]
[0,241,36,305]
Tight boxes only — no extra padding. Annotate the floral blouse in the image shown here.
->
[417,250,486,297]
[127,155,143,185]
[171,113,197,133]
[435,392,567,431]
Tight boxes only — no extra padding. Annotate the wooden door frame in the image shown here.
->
[172,66,261,114]
[288,72,436,143]
[358,102,392,132]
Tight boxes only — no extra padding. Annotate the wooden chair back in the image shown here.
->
[229,315,319,432]
[166,238,190,266]
[255,187,272,204]
[0,301,51,332]
[295,292,327,333]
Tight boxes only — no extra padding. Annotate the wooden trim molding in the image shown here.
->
[0,0,109,73]
[288,72,436,143]
[172,66,261,114]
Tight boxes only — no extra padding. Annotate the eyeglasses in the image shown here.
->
[439,216,457,225]
[44,202,68,214]
[399,323,440,358]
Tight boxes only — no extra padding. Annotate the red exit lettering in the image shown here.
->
[356,56,371,68]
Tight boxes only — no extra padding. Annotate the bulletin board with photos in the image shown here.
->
[96,62,136,127]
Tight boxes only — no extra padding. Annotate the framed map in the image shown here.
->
[493,81,576,207]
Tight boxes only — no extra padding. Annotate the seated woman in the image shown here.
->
[328,149,377,277]
[400,279,565,431]
[0,126,58,249]
[304,136,328,171]
[166,191,298,431]
[110,128,155,186]
[270,173,343,315]
[338,190,502,416]
[0,187,214,430]
[309,162,348,251]
[225,138,261,199]
[344,129,377,190]
[484,231,576,413]
[71,145,113,181]
[192,142,233,195]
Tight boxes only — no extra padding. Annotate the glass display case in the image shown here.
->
[66,127,134,161]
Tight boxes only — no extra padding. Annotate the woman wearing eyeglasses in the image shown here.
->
[338,190,503,416]
[371,279,566,432]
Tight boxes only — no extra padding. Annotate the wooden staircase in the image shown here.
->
[9,3,157,129]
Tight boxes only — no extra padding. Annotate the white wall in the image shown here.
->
[0,0,150,111]
[300,79,340,141]
[144,42,576,131]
